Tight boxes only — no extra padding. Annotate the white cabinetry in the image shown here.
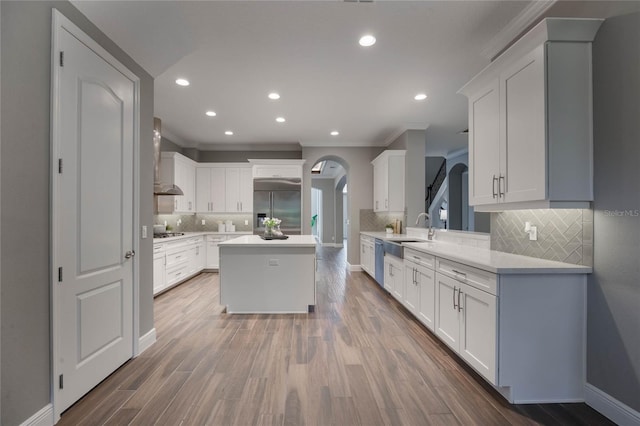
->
[196,167,225,213]
[360,235,375,276]
[153,235,207,296]
[158,152,196,213]
[435,260,497,385]
[195,165,252,213]
[459,18,603,211]
[153,243,166,295]
[206,235,228,269]
[403,249,436,331]
[371,150,405,213]
[252,164,302,179]
[384,254,404,301]
[225,167,253,213]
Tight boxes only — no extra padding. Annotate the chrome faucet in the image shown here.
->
[415,212,435,240]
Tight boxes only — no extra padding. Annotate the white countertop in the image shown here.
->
[220,234,317,248]
[360,231,591,274]
[153,231,251,243]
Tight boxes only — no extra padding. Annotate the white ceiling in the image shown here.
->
[71,1,536,152]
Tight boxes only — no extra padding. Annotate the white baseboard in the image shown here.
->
[347,262,362,272]
[322,243,343,248]
[20,404,53,426]
[585,383,640,426]
[137,327,157,355]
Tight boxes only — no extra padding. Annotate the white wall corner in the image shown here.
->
[137,327,157,356]
[585,383,640,426]
[19,404,53,426]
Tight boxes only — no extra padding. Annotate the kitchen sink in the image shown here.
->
[383,239,425,258]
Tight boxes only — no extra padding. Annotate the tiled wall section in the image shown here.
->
[360,209,405,232]
[155,213,254,233]
[490,209,593,266]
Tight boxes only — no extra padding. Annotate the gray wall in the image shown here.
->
[302,147,383,266]
[425,156,445,189]
[160,136,185,155]
[588,11,640,412]
[0,2,154,425]
[311,179,336,244]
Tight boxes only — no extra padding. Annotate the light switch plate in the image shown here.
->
[245,220,249,225]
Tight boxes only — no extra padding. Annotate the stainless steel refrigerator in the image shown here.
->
[253,178,302,235]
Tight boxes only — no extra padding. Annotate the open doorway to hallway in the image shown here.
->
[310,159,347,248]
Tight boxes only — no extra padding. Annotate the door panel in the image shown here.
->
[460,284,497,384]
[417,266,435,331]
[56,20,135,414]
[435,273,460,350]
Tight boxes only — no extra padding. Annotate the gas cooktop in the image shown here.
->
[154,232,185,238]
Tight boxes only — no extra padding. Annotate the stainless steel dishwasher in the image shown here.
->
[374,239,384,286]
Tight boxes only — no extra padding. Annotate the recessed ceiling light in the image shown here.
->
[330,131,340,136]
[268,92,281,100]
[175,78,190,86]
[414,93,428,101]
[205,111,217,117]
[276,117,286,123]
[225,131,233,136]
[359,35,376,47]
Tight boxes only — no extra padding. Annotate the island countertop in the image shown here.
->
[219,234,317,247]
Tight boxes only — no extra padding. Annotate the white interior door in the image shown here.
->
[52,11,138,416]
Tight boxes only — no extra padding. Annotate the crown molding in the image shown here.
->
[480,0,557,60]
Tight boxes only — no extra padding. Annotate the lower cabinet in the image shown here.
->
[435,271,497,385]
[383,254,403,300]
[153,235,206,296]
[153,243,166,295]
[360,235,375,276]
[403,249,436,331]
[206,235,227,269]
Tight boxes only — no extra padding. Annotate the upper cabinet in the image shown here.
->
[459,18,603,211]
[158,152,196,214]
[196,164,252,213]
[249,159,306,179]
[372,150,406,213]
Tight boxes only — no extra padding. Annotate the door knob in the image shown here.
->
[125,250,135,259]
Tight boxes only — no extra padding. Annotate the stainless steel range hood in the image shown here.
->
[153,117,183,196]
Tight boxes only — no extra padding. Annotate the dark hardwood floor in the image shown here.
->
[59,245,613,425]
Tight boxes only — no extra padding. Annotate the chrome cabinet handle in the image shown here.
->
[125,250,135,259]
[452,269,466,278]
[453,286,458,310]
[499,175,505,198]
[492,175,498,199]
[458,289,463,312]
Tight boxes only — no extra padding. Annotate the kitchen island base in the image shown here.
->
[219,235,316,313]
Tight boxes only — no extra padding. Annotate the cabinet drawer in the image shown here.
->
[361,234,374,244]
[253,165,301,178]
[166,249,189,268]
[166,264,190,287]
[436,258,497,295]
[404,248,435,269]
[153,243,165,255]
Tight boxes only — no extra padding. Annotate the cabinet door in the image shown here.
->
[435,273,461,351]
[500,45,546,204]
[196,168,211,212]
[239,167,253,212]
[417,265,436,331]
[383,257,394,293]
[153,255,166,295]
[225,168,240,212]
[185,162,196,212]
[207,241,221,269]
[387,155,405,212]
[459,283,497,384]
[372,161,384,212]
[210,168,226,212]
[360,241,368,273]
[403,263,419,315]
[468,79,501,206]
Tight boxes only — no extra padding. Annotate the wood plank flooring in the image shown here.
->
[59,246,614,425]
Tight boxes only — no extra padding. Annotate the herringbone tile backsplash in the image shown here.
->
[360,209,405,233]
[491,209,593,266]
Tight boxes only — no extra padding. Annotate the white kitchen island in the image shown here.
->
[219,235,317,313]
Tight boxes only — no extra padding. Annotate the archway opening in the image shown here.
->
[310,156,349,249]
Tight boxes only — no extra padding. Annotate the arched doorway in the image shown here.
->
[448,162,469,230]
[310,156,349,248]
